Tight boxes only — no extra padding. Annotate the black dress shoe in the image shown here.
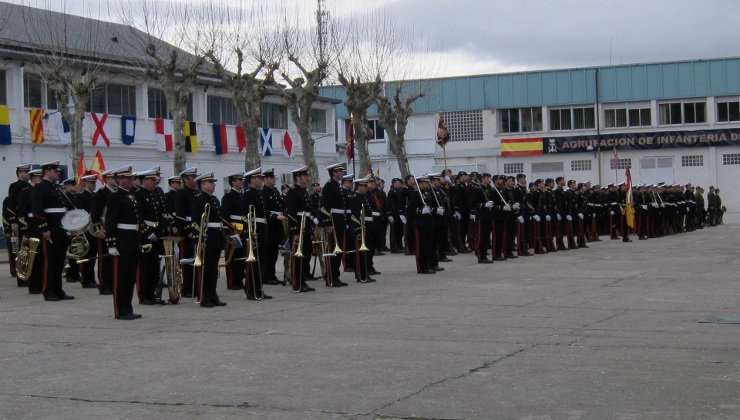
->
[140,299,155,305]
[200,300,215,308]
[100,289,113,295]
[420,269,435,274]
[17,280,28,287]
[29,289,41,295]
[263,279,282,285]
[213,300,227,306]
[227,286,244,290]
[44,295,60,301]
[260,294,273,299]
[494,257,506,261]
[478,259,493,264]
[330,281,348,287]
[360,277,376,283]
[520,252,533,256]
[81,282,98,289]
[116,313,139,320]
[59,293,75,300]
[507,255,518,259]
[302,285,315,292]
[344,268,355,273]
[439,257,453,262]
[432,267,445,272]
[368,270,382,275]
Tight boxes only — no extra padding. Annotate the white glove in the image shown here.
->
[651,203,659,208]
[312,217,319,225]
[485,201,494,208]
[513,203,521,210]
[444,175,452,183]
[503,205,511,211]
[534,215,541,222]
[566,215,573,222]
[436,208,444,216]
[421,206,431,215]
[399,215,407,224]
[471,214,477,222]
[556,214,561,221]
[147,233,157,241]
[641,205,648,210]
[108,247,119,256]
[578,213,584,220]
[454,211,461,220]
[660,204,665,208]
[545,215,551,222]
[388,216,395,223]
[686,207,689,212]
[610,211,615,215]
[517,216,524,223]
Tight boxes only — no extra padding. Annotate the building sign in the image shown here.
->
[539,128,740,154]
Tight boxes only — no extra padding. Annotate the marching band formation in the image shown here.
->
[1,162,726,320]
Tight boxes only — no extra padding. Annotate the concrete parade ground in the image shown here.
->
[1,224,740,419]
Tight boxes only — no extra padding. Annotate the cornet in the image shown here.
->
[319,207,343,254]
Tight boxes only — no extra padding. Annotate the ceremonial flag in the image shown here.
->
[282,131,294,158]
[155,118,173,152]
[184,121,198,152]
[259,127,273,156]
[89,150,105,183]
[612,146,620,167]
[213,123,228,155]
[91,112,110,147]
[0,105,11,145]
[121,115,136,145]
[436,112,450,147]
[235,126,246,153]
[346,121,354,161]
[375,168,380,179]
[500,138,544,156]
[625,167,635,230]
[30,108,44,144]
[76,153,86,184]
[52,112,70,144]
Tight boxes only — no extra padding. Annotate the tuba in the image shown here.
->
[62,209,91,259]
[16,237,41,281]
[161,236,183,304]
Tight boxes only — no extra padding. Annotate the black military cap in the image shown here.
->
[516,173,526,180]
[62,177,76,185]
[291,166,308,179]
[262,168,275,178]
[16,163,31,173]
[195,172,217,184]
[567,179,576,187]
[458,171,468,177]
[41,160,60,171]
[505,175,515,181]
[311,182,321,187]
[534,178,544,185]
[404,174,415,182]
[480,172,492,179]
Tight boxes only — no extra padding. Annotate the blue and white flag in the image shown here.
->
[259,127,273,156]
[121,115,136,145]
[53,112,71,144]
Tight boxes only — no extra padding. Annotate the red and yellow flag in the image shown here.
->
[76,153,86,184]
[501,137,543,156]
[625,168,635,230]
[29,108,44,144]
[89,150,105,183]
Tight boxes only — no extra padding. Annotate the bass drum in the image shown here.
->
[61,209,90,235]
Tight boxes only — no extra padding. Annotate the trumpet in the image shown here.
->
[319,207,343,254]
[355,208,369,252]
[192,203,210,303]
[245,205,263,300]
[295,211,307,258]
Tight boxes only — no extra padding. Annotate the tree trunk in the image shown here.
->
[240,100,261,170]
[388,131,410,176]
[353,111,373,177]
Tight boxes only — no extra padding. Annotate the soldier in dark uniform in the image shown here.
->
[221,172,246,290]
[190,173,227,307]
[367,177,385,263]
[341,174,356,272]
[527,179,545,254]
[403,174,416,255]
[134,169,169,305]
[491,175,512,260]
[695,186,706,228]
[513,174,532,256]
[320,162,349,287]
[430,172,451,264]
[164,176,181,218]
[260,168,286,285]
[75,174,99,288]
[309,182,322,215]
[406,174,438,273]
[387,178,406,253]
[242,168,272,300]
[59,177,82,284]
[285,167,316,293]
[574,183,589,248]
[31,161,74,301]
[471,173,493,263]
[350,175,377,282]
[375,178,390,252]
[91,169,118,295]
[563,179,578,249]
[105,166,141,319]
[618,182,632,242]
[4,163,31,279]
[175,167,199,297]
[18,169,44,291]
[542,178,557,252]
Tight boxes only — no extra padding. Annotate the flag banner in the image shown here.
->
[213,123,228,155]
[185,121,198,153]
[235,126,246,153]
[612,146,620,167]
[501,138,544,157]
[259,127,273,156]
[155,118,173,152]
[346,121,354,161]
[0,105,11,145]
[542,128,740,153]
[625,167,635,230]
[90,150,105,183]
[51,112,71,144]
[91,112,110,147]
[375,168,380,179]
[436,112,450,147]
[30,108,44,144]
[76,153,86,184]
[283,130,294,158]
[121,116,136,145]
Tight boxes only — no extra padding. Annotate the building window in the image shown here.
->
[550,108,571,130]
[610,158,631,170]
[87,84,136,115]
[717,99,740,123]
[572,106,595,129]
[722,153,740,165]
[503,162,524,174]
[681,155,703,167]
[260,102,288,129]
[442,110,483,141]
[659,101,706,125]
[570,160,592,171]
[147,88,193,120]
[605,105,651,128]
[311,108,327,133]
[206,96,238,125]
[367,119,384,140]
[550,106,595,131]
[24,73,43,108]
[0,70,6,105]
[500,107,542,133]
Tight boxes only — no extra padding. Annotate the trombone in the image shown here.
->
[192,203,210,303]
[245,204,263,300]
[319,207,343,254]
[291,211,308,291]
[350,207,370,282]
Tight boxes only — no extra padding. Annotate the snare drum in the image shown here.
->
[61,209,90,235]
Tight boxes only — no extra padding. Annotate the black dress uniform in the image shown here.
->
[341,176,356,271]
[387,181,406,252]
[31,162,73,301]
[135,171,169,304]
[406,176,437,274]
[18,173,44,291]
[261,170,285,285]
[91,172,116,294]
[221,174,245,290]
[174,168,199,297]
[76,176,98,288]
[350,177,376,282]
[61,179,82,283]
[105,167,141,319]
[285,168,315,292]
[320,163,348,287]
[191,173,226,307]
[471,175,494,263]
[4,165,30,279]
[242,168,271,300]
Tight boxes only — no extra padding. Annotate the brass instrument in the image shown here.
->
[358,208,369,252]
[220,221,244,267]
[77,243,153,264]
[16,237,40,281]
[294,211,307,258]
[319,207,343,254]
[62,209,91,259]
[245,205,263,300]
[10,229,19,253]
[192,203,210,303]
[161,236,183,304]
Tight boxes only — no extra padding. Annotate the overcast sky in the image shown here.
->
[10,0,740,78]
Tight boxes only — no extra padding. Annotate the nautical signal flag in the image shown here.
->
[282,131,294,158]
[155,118,173,152]
[185,121,198,153]
[500,138,544,157]
[51,112,71,144]
[121,116,136,145]
[235,126,246,153]
[0,105,11,145]
[89,150,105,183]
[213,123,228,155]
[260,127,273,156]
[346,120,354,161]
[91,113,110,147]
[436,112,450,147]
[30,108,44,144]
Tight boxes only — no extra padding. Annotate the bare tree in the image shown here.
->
[202,1,281,170]
[375,82,425,177]
[119,0,206,174]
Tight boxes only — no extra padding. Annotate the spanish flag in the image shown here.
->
[500,137,543,157]
[89,150,105,183]
[76,153,86,184]
[625,167,635,231]
[30,108,45,144]
[0,105,10,145]
[185,121,198,153]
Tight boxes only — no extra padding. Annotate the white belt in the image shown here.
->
[185,216,192,221]
[44,208,66,213]
[364,216,373,221]
[116,223,137,230]
[27,212,33,217]
[345,210,352,214]
[371,211,380,216]
[297,211,311,217]
[270,211,282,216]
[207,222,222,228]
[254,217,266,224]
[330,208,344,214]
[229,215,243,221]
[143,220,158,227]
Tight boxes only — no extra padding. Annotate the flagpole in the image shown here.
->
[443,145,447,171]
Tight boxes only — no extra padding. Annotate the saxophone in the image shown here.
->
[16,237,41,281]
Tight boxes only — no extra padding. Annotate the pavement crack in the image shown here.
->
[4,393,251,409]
